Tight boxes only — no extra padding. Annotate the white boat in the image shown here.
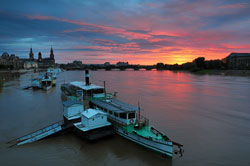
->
[41,73,52,91]
[73,108,114,141]
[47,68,60,86]
[61,70,115,101]
[90,99,175,158]
[31,75,43,89]
[62,100,113,140]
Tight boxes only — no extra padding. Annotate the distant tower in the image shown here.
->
[29,48,34,60]
[38,52,42,62]
[50,46,54,60]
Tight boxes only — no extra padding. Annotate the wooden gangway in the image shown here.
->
[7,120,64,147]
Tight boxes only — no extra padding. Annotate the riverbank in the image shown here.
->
[0,69,31,86]
[0,69,31,74]
[191,69,250,76]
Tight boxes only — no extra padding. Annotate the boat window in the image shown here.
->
[86,90,91,95]
[119,113,127,119]
[93,88,104,94]
[103,108,107,112]
[128,113,135,119]
[109,111,112,115]
[114,112,118,117]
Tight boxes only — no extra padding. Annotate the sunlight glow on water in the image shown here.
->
[0,70,250,166]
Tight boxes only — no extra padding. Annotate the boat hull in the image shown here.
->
[73,125,114,141]
[31,80,42,89]
[52,79,56,86]
[43,85,52,91]
[114,126,173,158]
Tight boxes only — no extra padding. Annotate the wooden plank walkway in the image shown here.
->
[7,120,65,147]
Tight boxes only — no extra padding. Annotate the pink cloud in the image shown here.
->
[220,3,250,9]
[26,13,249,65]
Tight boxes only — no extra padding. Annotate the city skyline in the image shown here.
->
[1,0,249,65]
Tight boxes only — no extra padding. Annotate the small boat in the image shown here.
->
[47,68,60,86]
[61,70,115,102]
[31,75,43,89]
[90,99,175,158]
[73,108,114,141]
[41,73,52,91]
[62,100,113,141]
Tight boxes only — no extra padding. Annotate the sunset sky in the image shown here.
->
[0,0,249,64]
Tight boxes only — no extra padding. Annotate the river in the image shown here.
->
[0,70,250,166]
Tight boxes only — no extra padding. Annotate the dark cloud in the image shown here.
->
[0,0,249,64]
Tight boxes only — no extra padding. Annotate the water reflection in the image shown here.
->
[0,70,250,166]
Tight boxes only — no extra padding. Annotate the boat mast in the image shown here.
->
[104,81,106,99]
[138,101,140,120]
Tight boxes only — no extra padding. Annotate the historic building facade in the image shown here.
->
[0,52,20,69]
[226,53,250,69]
[0,47,56,69]
[20,47,56,68]
[36,47,55,68]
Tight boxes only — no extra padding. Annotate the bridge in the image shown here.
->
[64,65,156,71]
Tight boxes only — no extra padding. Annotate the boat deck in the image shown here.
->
[123,124,165,141]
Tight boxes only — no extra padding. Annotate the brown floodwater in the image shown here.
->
[0,70,250,166]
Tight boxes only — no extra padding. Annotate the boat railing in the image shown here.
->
[151,137,171,144]
[150,126,170,141]
[136,114,149,126]
[108,116,127,127]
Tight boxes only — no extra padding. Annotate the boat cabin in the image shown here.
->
[41,73,52,86]
[76,109,111,131]
[61,81,105,100]
[63,100,83,120]
[90,99,139,125]
[70,81,105,99]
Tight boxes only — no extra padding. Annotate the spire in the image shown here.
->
[38,52,42,61]
[50,46,54,60]
[29,47,34,60]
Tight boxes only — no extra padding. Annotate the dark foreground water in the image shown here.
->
[0,70,250,166]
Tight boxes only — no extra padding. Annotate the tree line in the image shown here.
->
[156,57,226,71]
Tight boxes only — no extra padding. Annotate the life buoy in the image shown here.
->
[130,119,134,124]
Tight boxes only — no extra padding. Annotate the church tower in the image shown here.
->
[50,47,54,60]
[38,52,42,62]
[29,48,34,60]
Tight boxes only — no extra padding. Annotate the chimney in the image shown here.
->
[85,70,90,85]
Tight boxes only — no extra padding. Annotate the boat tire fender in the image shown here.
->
[130,119,134,124]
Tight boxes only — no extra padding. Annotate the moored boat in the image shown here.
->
[73,108,114,141]
[47,68,60,86]
[90,99,175,158]
[41,72,52,91]
[61,70,115,102]
[60,69,183,157]
[31,75,43,89]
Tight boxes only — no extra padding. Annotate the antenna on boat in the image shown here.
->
[138,101,140,120]
[103,81,107,99]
